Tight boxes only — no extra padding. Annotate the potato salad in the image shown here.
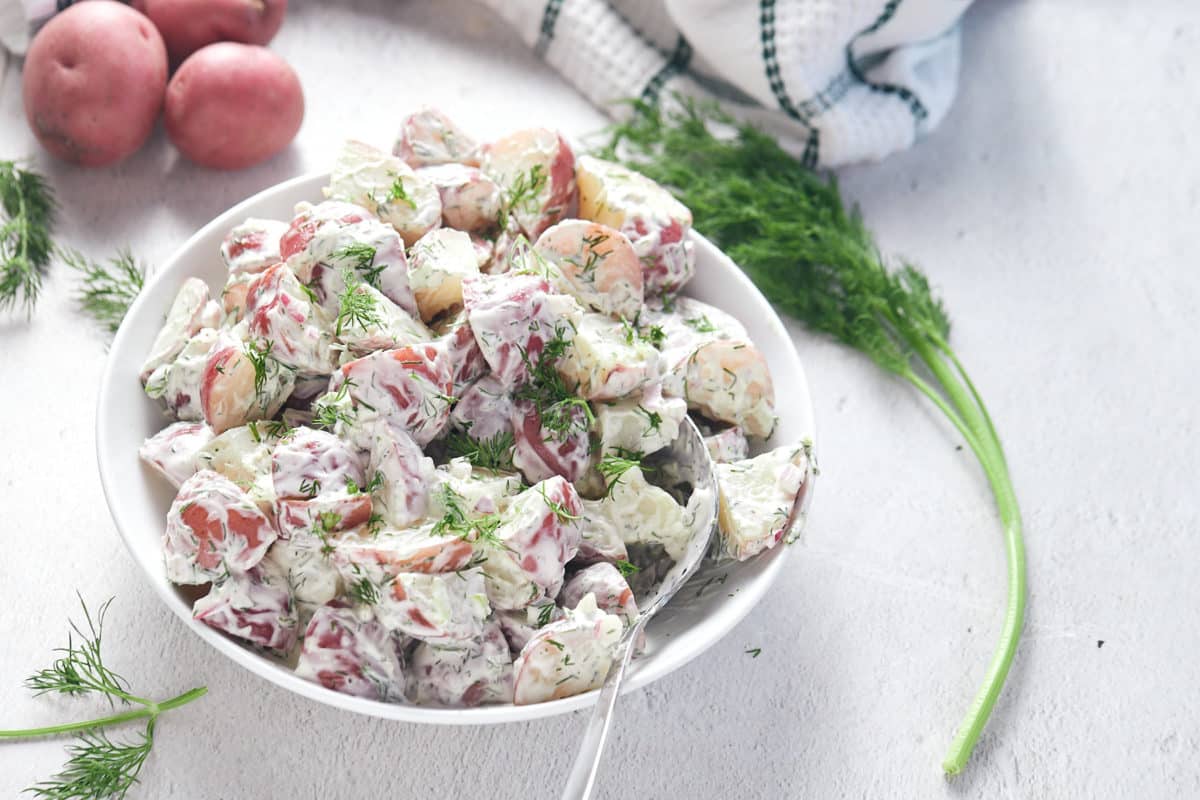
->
[138,109,812,707]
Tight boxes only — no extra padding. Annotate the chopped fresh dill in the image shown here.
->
[500,164,547,225]
[597,448,649,497]
[444,429,516,472]
[538,485,580,523]
[335,270,382,336]
[635,405,663,435]
[535,602,556,627]
[683,314,717,333]
[335,243,384,288]
[312,381,356,431]
[513,325,594,441]
[349,576,381,606]
[388,176,417,210]
[615,559,640,578]
[745,647,762,658]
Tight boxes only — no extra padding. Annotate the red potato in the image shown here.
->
[165,43,303,170]
[510,397,592,485]
[295,603,406,701]
[192,569,297,651]
[533,220,644,320]
[481,128,577,238]
[338,345,454,447]
[163,469,278,584]
[132,0,287,66]
[22,2,167,166]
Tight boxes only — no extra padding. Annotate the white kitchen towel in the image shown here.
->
[477,0,972,167]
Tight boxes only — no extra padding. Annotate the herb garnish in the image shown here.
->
[387,176,417,210]
[607,99,1026,776]
[500,164,547,225]
[0,160,56,315]
[335,270,382,336]
[596,448,649,498]
[349,576,381,606]
[513,325,594,441]
[61,248,146,333]
[312,381,356,430]
[444,429,516,472]
[745,647,762,658]
[0,596,206,799]
[614,559,640,578]
[431,485,506,548]
[335,243,384,288]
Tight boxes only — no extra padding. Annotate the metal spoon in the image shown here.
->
[560,417,720,800]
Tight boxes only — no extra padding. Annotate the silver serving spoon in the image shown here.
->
[560,417,720,800]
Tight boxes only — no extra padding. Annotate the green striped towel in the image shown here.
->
[478,0,972,166]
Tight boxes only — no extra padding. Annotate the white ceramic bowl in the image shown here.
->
[97,173,816,724]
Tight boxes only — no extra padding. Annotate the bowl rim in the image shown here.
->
[96,171,816,724]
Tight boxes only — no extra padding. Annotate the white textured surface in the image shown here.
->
[1,1,1198,797]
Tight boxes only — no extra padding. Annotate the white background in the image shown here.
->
[2,1,1198,797]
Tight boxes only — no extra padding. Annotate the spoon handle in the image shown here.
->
[559,619,644,800]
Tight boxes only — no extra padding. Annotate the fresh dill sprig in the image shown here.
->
[499,164,547,226]
[349,576,381,606]
[335,271,382,336]
[312,381,356,431]
[387,176,417,210]
[242,340,278,401]
[596,448,648,498]
[534,602,556,627]
[614,559,640,578]
[605,99,1025,776]
[513,325,595,441]
[0,160,57,316]
[59,248,146,333]
[538,484,580,523]
[335,243,384,288]
[0,596,207,799]
[431,485,506,548]
[444,429,516,472]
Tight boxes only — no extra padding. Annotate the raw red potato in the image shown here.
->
[510,397,592,485]
[574,500,629,565]
[324,140,441,246]
[432,311,488,392]
[199,328,295,434]
[220,218,288,275]
[192,569,297,651]
[513,594,622,705]
[140,278,221,382]
[560,563,638,628]
[393,108,481,168]
[481,128,577,238]
[132,0,287,66]
[556,313,661,401]
[22,2,167,167]
[478,477,583,610]
[370,569,490,647]
[165,42,303,170]
[244,263,337,376]
[295,603,406,701]
[675,339,776,439]
[333,525,475,578]
[461,273,582,388]
[576,155,696,295]
[496,604,563,654]
[418,164,502,233]
[280,200,418,318]
[145,328,218,421]
[593,384,687,458]
[164,469,278,584]
[358,418,437,528]
[533,220,644,320]
[337,345,454,447]
[450,375,514,443]
[407,228,481,322]
[717,444,812,560]
[139,421,214,488]
[271,427,364,500]
[408,621,514,707]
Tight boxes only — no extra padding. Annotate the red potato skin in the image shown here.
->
[132,0,287,66]
[165,43,304,170]
[22,2,167,167]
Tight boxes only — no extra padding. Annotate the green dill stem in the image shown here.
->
[0,686,207,740]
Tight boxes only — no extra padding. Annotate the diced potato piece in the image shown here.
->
[200,328,295,435]
[144,328,218,421]
[675,339,776,439]
[428,458,523,518]
[418,163,501,232]
[450,374,514,443]
[333,524,475,578]
[220,272,255,322]
[408,228,480,321]
[575,498,629,564]
[716,443,811,560]
[510,397,592,485]
[557,312,660,401]
[408,621,514,707]
[139,421,214,488]
[368,568,491,647]
[295,603,405,701]
[324,140,441,246]
[393,108,480,167]
[264,538,341,610]
[576,155,695,294]
[594,384,686,457]
[481,128,577,238]
[462,272,582,388]
[495,604,563,654]
[559,563,638,628]
[479,477,583,610]
[434,310,488,392]
[164,469,278,584]
[244,263,336,377]
[513,594,622,705]
[357,418,437,528]
[338,344,453,447]
[701,423,750,463]
[533,219,643,320]
[593,466,690,560]
[271,427,364,500]
[649,295,749,379]
[279,199,417,317]
[192,568,298,651]
[220,217,288,275]
[140,277,215,382]
[195,423,279,509]
[330,282,434,356]
[276,492,373,542]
